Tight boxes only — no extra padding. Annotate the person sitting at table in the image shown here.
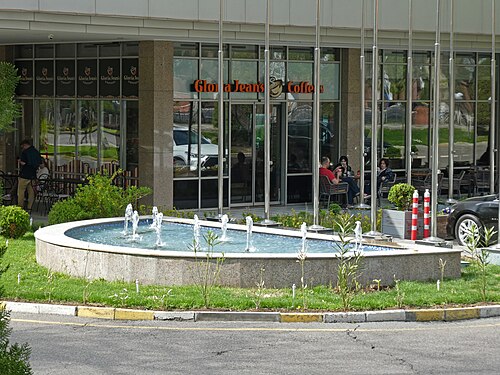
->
[365,158,394,197]
[320,156,358,206]
[334,155,360,205]
[37,158,50,179]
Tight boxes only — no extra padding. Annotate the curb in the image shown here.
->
[3,301,500,323]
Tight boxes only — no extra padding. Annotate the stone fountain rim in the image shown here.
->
[34,216,461,259]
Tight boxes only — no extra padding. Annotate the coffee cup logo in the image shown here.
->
[107,66,114,77]
[269,77,283,98]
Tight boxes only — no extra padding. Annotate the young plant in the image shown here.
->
[438,258,447,283]
[109,288,129,307]
[191,230,225,308]
[252,267,266,310]
[464,225,496,301]
[332,213,364,311]
[393,275,405,308]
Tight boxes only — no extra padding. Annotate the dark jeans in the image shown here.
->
[340,176,360,205]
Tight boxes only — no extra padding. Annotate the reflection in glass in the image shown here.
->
[78,100,98,170]
[476,102,490,164]
[230,60,258,99]
[100,100,120,172]
[231,104,253,204]
[55,100,76,168]
[288,102,312,173]
[381,102,405,169]
[200,59,228,99]
[287,62,313,100]
[173,58,198,99]
[125,101,138,173]
[38,99,55,160]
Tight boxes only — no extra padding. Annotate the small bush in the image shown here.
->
[388,183,415,211]
[0,206,31,238]
[48,172,151,225]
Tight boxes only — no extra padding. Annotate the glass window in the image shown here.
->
[382,102,405,169]
[77,43,97,58]
[383,64,406,101]
[173,180,198,209]
[174,58,198,99]
[15,45,33,59]
[38,99,55,161]
[35,45,54,58]
[173,101,199,178]
[320,63,340,100]
[99,43,121,57]
[477,65,491,101]
[122,42,139,56]
[100,100,121,172]
[199,59,229,99]
[201,44,228,58]
[55,100,77,169]
[230,60,258,99]
[78,100,98,171]
[230,45,258,59]
[288,47,313,61]
[288,102,313,173]
[125,100,139,173]
[287,62,313,100]
[320,102,339,163]
[476,102,490,163]
[56,44,75,58]
[383,50,406,64]
[322,48,340,62]
[201,102,227,177]
[174,43,199,57]
[456,53,476,65]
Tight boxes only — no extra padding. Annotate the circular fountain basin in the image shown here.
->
[35,217,462,288]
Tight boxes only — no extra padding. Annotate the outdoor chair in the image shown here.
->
[319,175,349,207]
[439,170,468,198]
[378,173,397,198]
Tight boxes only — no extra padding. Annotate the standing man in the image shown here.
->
[17,139,42,211]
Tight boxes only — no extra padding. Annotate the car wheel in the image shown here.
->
[174,157,186,167]
[455,214,482,246]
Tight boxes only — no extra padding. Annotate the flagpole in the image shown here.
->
[447,0,456,204]
[366,0,380,236]
[311,0,323,229]
[406,0,413,184]
[357,0,370,209]
[217,0,225,218]
[261,0,276,226]
[426,0,444,243]
[490,0,496,194]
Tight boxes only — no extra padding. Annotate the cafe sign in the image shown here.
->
[192,78,324,97]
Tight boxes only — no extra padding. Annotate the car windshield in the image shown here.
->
[174,129,211,145]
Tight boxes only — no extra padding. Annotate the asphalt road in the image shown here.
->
[9,312,500,375]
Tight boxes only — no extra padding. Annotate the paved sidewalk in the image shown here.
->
[3,301,500,323]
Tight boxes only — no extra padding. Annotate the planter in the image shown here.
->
[382,209,449,240]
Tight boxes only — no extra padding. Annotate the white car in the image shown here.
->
[173,126,219,171]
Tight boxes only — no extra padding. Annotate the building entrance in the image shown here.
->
[230,103,282,206]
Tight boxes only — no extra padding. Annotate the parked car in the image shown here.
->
[173,125,219,171]
[446,194,499,246]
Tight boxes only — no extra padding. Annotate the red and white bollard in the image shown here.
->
[411,190,419,240]
[423,189,430,238]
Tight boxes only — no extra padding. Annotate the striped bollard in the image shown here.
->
[423,189,430,238]
[411,190,419,240]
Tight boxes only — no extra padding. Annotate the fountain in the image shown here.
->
[150,206,158,229]
[34,210,462,288]
[220,214,229,242]
[354,220,363,251]
[245,216,255,252]
[123,203,133,234]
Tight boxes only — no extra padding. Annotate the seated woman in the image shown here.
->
[320,156,358,206]
[335,156,360,205]
[365,158,394,197]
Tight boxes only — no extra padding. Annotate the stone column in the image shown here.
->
[340,48,362,173]
[139,41,173,209]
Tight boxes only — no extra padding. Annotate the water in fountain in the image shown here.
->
[154,212,164,247]
[123,203,133,234]
[150,206,158,229]
[354,220,363,251]
[245,216,255,252]
[131,210,140,240]
[193,214,201,251]
[300,222,307,254]
[220,214,229,241]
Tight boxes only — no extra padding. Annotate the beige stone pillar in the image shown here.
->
[340,48,362,173]
[139,41,173,209]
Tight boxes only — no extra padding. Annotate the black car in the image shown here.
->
[446,194,499,246]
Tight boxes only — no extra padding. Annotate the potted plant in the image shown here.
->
[381,183,418,239]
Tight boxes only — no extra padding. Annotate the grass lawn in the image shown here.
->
[2,232,500,312]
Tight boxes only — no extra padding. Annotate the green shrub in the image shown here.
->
[388,183,415,211]
[0,206,31,238]
[48,172,151,225]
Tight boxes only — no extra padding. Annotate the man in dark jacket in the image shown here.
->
[17,139,42,211]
